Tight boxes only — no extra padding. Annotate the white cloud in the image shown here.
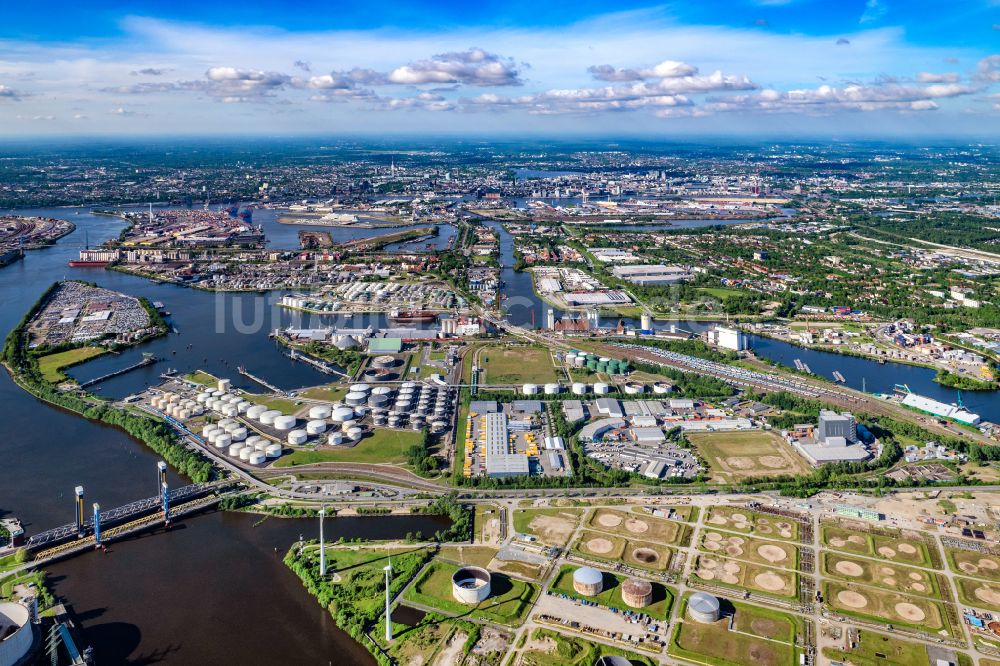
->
[916,71,960,83]
[0,84,21,100]
[860,0,888,24]
[975,55,1000,82]
[588,60,699,82]
[386,48,521,86]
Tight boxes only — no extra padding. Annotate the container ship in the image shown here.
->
[389,309,438,323]
[238,207,254,222]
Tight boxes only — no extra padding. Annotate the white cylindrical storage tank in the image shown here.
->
[274,415,296,431]
[246,404,267,420]
[239,446,254,461]
[345,392,367,406]
[0,602,33,666]
[196,393,210,404]
[287,429,308,445]
[368,394,390,409]
[451,566,492,604]
[331,406,354,422]
[202,424,218,438]
[522,383,538,395]
[248,451,266,465]
[213,438,228,450]
[688,592,721,623]
[544,383,561,395]
[349,383,371,395]
[253,439,270,452]
[265,443,282,458]
[259,410,281,425]
[222,405,238,417]
[623,382,645,395]
[306,419,327,435]
[231,427,247,441]
[594,382,610,395]
[653,382,672,395]
[221,421,240,434]
[237,400,252,413]
[218,378,231,392]
[191,405,204,416]
[341,419,358,432]
[572,382,587,395]
[308,405,332,420]
[372,386,394,397]
[574,356,585,367]
[179,409,191,419]
[346,427,364,442]
[227,442,243,456]
[328,432,344,446]
[431,420,448,434]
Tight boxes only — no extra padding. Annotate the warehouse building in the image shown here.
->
[483,412,530,477]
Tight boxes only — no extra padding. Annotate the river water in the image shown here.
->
[0,205,449,664]
[3,203,999,663]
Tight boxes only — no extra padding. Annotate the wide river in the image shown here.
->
[0,205,449,664]
[3,204,999,664]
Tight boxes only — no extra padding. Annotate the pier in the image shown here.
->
[833,370,846,383]
[237,365,283,394]
[78,353,157,388]
[286,348,350,378]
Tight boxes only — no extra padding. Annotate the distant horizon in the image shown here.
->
[1,0,998,137]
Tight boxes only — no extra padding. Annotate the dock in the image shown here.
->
[286,348,350,378]
[832,370,846,383]
[237,365,283,394]
[78,354,157,388]
[793,358,812,374]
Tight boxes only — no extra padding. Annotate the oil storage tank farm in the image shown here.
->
[452,566,492,604]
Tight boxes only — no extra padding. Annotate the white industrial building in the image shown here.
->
[900,392,980,425]
[706,326,748,351]
[610,264,692,285]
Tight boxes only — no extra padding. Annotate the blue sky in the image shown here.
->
[1,1,998,136]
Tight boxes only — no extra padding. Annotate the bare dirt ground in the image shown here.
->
[433,631,469,666]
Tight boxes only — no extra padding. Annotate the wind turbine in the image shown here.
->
[384,552,393,643]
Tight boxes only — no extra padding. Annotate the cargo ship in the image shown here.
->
[238,207,254,222]
[389,309,438,323]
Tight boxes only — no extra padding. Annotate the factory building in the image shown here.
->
[611,264,692,285]
[818,410,857,444]
[706,326,748,351]
[483,412,530,477]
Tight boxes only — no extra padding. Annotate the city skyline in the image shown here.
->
[1,0,999,136]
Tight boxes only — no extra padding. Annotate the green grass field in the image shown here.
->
[37,346,106,382]
[821,552,941,599]
[403,560,538,626]
[587,508,688,546]
[697,287,745,301]
[822,580,954,636]
[821,524,934,568]
[183,369,217,386]
[670,594,800,666]
[946,548,1000,582]
[273,428,424,466]
[549,565,675,619]
[822,630,932,666]
[297,385,348,402]
[480,346,559,384]
[954,576,1000,611]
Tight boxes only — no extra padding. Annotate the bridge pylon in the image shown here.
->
[74,486,85,537]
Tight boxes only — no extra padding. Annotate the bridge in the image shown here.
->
[24,462,235,559]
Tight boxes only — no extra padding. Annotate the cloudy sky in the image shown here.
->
[1,0,999,137]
